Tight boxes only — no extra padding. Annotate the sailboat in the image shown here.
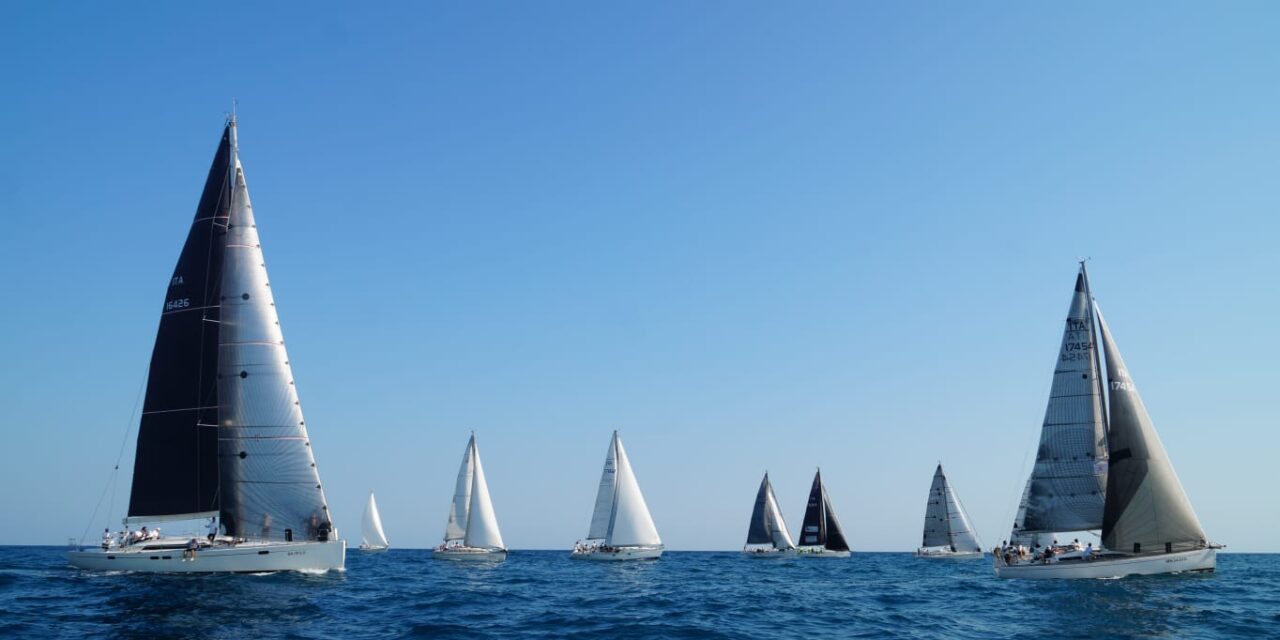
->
[67,117,346,573]
[795,469,851,558]
[743,472,797,557]
[915,464,983,558]
[571,431,663,561]
[359,492,390,552]
[434,434,507,560]
[995,264,1218,579]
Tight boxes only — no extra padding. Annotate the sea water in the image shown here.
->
[1,547,1275,638]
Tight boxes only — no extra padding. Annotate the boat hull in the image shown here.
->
[796,547,851,558]
[994,548,1216,580]
[915,549,984,559]
[743,548,796,559]
[571,546,663,561]
[357,545,389,553]
[68,539,347,573]
[433,547,508,561]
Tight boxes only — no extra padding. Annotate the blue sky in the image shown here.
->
[2,2,1277,551]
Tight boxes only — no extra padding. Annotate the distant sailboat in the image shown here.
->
[435,434,507,560]
[743,472,796,557]
[359,492,390,552]
[571,431,663,561]
[995,264,1219,579]
[795,469,850,558]
[915,464,983,558]
[67,117,345,573]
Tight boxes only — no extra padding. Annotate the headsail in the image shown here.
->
[747,473,796,549]
[1021,266,1109,533]
[1096,306,1207,553]
[445,435,476,542]
[821,482,850,552]
[216,120,332,541]
[362,492,389,548]
[605,432,661,547]
[126,125,231,522]
[463,435,505,550]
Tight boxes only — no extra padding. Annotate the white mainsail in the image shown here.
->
[588,432,660,547]
[463,436,505,550]
[362,492,389,549]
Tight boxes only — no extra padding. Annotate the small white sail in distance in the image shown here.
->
[362,492,389,549]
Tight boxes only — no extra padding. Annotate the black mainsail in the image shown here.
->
[126,127,232,522]
[799,470,849,552]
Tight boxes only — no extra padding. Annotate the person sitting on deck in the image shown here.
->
[183,538,199,561]
[1071,538,1083,551]
[1083,542,1094,561]
[149,528,161,540]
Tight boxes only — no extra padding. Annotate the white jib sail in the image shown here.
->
[586,434,619,541]
[766,485,796,550]
[444,436,476,542]
[605,432,661,548]
[362,492,389,548]
[463,437,505,550]
[944,482,981,552]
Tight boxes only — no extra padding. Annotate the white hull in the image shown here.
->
[433,547,507,561]
[743,548,796,559]
[68,539,346,573]
[916,549,984,559]
[357,545,389,553]
[995,548,1216,580]
[571,546,663,561]
[796,546,851,558]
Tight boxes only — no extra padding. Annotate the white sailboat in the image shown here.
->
[359,492,390,552]
[743,472,797,557]
[68,117,345,573]
[571,431,663,561]
[995,264,1219,579]
[434,433,507,561]
[915,464,983,558]
[795,469,851,558]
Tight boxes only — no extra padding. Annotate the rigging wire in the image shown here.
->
[78,364,147,547]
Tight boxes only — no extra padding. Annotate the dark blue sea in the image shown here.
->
[1,547,1276,639]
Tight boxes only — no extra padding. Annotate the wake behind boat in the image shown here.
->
[571,431,663,561]
[915,464,983,558]
[359,492,390,552]
[68,117,345,573]
[795,469,851,558]
[994,264,1218,579]
[434,433,507,561]
[743,472,797,558]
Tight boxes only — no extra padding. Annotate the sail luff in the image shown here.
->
[127,124,231,521]
[1096,305,1207,553]
[1021,267,1109,533]
[444,435,475,542]
[215,122,332,541]
[463,436,505,550]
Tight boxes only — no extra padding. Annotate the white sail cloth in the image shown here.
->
[921,465,981,551]
[587,432,661,547]
[362,492,389,548]
[443,434,505,550]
